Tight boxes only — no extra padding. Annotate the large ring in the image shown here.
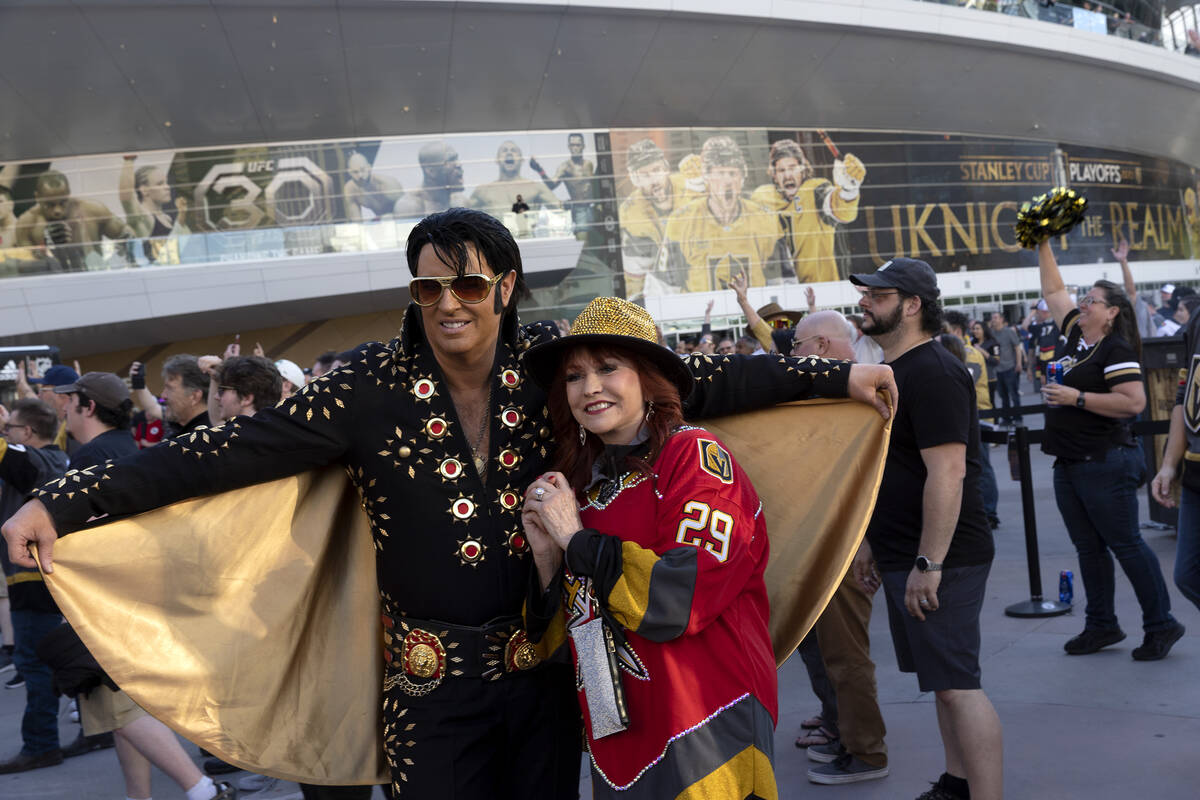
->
[919,598,930,607]
[534,487,546,499]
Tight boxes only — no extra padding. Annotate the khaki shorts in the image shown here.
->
[79,685,147,736]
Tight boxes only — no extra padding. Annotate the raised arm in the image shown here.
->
[119,156,152,238]
[729,270,772,351]
[1037,240,1075,330]
[128,362,162,421]
[1113,238,1136,298]
[528,157,559,193]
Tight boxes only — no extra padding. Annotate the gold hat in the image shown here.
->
[755,302,802,325]
[524,297,692,399]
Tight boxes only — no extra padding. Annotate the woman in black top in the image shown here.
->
[1037,240,1184,660]
[971,319,999,409]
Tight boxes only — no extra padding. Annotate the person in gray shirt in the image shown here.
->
[989,312,1024,425]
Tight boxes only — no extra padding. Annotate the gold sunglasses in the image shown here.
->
[409,273,505,307]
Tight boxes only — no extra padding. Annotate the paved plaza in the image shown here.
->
[2,395,1196,799]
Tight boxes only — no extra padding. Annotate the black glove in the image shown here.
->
[44,222,85,272]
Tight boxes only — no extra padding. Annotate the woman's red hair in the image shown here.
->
[546,344,684,494]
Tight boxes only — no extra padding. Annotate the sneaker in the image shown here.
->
[68,699,79,723]
[1132,621,1185,661]
[807,741,845,763]
[62,730,115,758]
[213,780,238,799]
[915,782,962,800]
[237,773,278,793]
[4,672,23,689]
[808,753,889,784]
[0,748,64,774]
[0,648,14,674]
[204,756,242,775]
[1064,628,1125,655]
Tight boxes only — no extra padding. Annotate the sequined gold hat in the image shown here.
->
[524,296,692,399]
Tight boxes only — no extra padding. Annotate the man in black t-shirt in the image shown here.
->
[849,258,1001,800]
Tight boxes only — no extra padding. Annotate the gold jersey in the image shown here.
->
[963,340,993,411]
[619,174,697,297]
[659,195,786,293]
[750,178,858,283]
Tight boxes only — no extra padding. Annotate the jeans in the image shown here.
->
[1053,446,1176,633]
[995,368,1021,423]
[796,631,838,733]
[11,609,63,755]
[978,431,999,518]
[1174,484,1200,612]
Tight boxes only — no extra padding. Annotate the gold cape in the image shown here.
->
[41,398,889,785]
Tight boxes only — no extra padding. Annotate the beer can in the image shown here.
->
[1045,362,1063,406]
[1059,570,1074,604]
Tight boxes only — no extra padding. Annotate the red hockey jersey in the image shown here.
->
[561,426,777,797]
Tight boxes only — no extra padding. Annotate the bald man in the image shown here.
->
[790,310,857,361]
[15,170,134,271]
[466,141,559,220]
[790,309,890,785]
[393,142,467,217]
[342,152,403,222]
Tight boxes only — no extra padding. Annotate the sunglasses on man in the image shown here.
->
[409,274,505,307]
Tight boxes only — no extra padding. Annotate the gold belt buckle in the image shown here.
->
[504,629,542,673]
[384,625,448,697]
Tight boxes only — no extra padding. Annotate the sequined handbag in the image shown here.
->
[570,611,630,739]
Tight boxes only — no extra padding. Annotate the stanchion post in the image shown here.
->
[1004,422,1071,618]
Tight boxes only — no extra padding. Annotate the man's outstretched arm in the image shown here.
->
[3,360,365,573]
[681,351,895,421]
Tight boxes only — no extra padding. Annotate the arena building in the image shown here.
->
[1,0,1198,372]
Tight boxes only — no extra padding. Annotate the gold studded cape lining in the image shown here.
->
[38,398,888,784]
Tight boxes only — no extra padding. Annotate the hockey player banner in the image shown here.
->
[609,127,1198,300]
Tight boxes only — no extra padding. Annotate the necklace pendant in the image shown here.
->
[474,454,487,473]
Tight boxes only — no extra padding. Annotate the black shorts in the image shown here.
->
[881,563,991,693]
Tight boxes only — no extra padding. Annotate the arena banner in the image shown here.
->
[609,128,1199,299]
[3,128,1197,307]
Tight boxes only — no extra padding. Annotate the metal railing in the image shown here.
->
[917,0,1167,49]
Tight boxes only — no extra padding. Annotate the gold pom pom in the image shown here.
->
[1013,186,1089,249]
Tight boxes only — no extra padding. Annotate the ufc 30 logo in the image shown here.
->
[194,157,333,230]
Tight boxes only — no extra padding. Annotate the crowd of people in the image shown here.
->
[0,204,1194,800]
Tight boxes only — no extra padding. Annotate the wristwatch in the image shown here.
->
[1075,391,1086,409]
[915,555,943,572]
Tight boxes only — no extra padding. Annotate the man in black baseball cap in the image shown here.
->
[851,257,940,299]
[55,373,138,471]
[847,257,1003,800]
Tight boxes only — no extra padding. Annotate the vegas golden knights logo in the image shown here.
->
[1186,355,1200,434]
[697,438,734,484]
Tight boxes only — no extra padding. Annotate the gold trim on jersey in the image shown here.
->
[1184,354,1200,434]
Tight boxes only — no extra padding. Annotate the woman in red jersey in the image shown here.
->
[522,296,777,800]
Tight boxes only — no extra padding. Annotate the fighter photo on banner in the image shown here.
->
[370,129,619,306]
